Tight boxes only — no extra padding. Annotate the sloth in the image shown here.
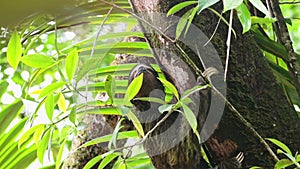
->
[128,63,243,169]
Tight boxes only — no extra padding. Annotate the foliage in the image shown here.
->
[0,0,299,168]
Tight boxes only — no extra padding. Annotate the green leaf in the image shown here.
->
[69,107,76,125]
[266,138,292,156]
[167,1,197,16]
[176,8,192,39]
[0,80,9,99]
[127,111,144,137]
[21,54,55,68]
[133,97,166,105]
[55,139,67,169]
[249,0,270,17]
[37,129,51,164]
[251,16,276,25]
[83,155,102,169]
[158,77,179,100]
[274,159,294,169]
[33,124,45,145]
[223,0,243,12]
[18,124,44,148]
[185,7,198,36]
[80,131,138,148]
[182,84,209,99]
[45,94,55,121]
[39,81,67,99]
[7,31,22,69]
[158,104,173,114]
[236,3,251,34]
[108,118,124,149]
[105,75,116,103]
[124,73,144,104]
[181,103,201,143]
[0,99,23,134]
[58,93,67,113]
[198,0,220,13]
[66,48,79,81]
[98,153,120,169]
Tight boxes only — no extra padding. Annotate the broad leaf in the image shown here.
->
[7,31,22,69]
[66,48,79,81]
[249,0,270,17]
[105,75,116,103]
[127,111,145,136]
[45,94,55,121]
[236,3,251,34]
[39,81,67,99]
[198,0,220,13]
[223,0,243,12]
[0,80,9,99]
[181,103,201,143]
[167,1,197,16]
[0,99,23,134]
[21,54,55,68]
[158,77,179,100]
[124,73,144,104]
[58,93,67,113]
[98,153,120,169]
[37,129,51,164]
[18,124,44,148]
[266,138,292,156]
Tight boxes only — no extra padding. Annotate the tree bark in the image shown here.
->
[129,0,300,168]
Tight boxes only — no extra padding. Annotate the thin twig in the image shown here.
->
[224,10,233,82]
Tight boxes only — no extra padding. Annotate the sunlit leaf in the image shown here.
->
[39,81,67,99]
[105,75,116,103]
[127,111,144,136]
[83,155,102,169]
[21,54,55,68]
[198,0,220,13]
[249,0,270,17]
[0,99,23,134]
[266,138,292,156]
[33,124,45,145]
[98,153,120,169]
[69,107,76,125]
[45,94,55,121]
[58,93,67,113]
[236,3,251,34]
[18,124,44,148]
[167,1,197,16]
[0,80,9,99]
[37,129,51,164]
[80,131,138,148]
[274,159,293,169]
[124,73,144,104]
[7,31,22,69]
[158,77,179,100]
[223,0,243,12]
[55,139,67,169]
[66,48,79,81]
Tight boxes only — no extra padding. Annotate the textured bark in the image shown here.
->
[129,0,300,168]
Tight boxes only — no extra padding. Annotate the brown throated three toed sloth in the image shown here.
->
[128,63,243,169]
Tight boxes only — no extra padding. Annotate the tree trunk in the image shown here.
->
[129,0,300,168]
